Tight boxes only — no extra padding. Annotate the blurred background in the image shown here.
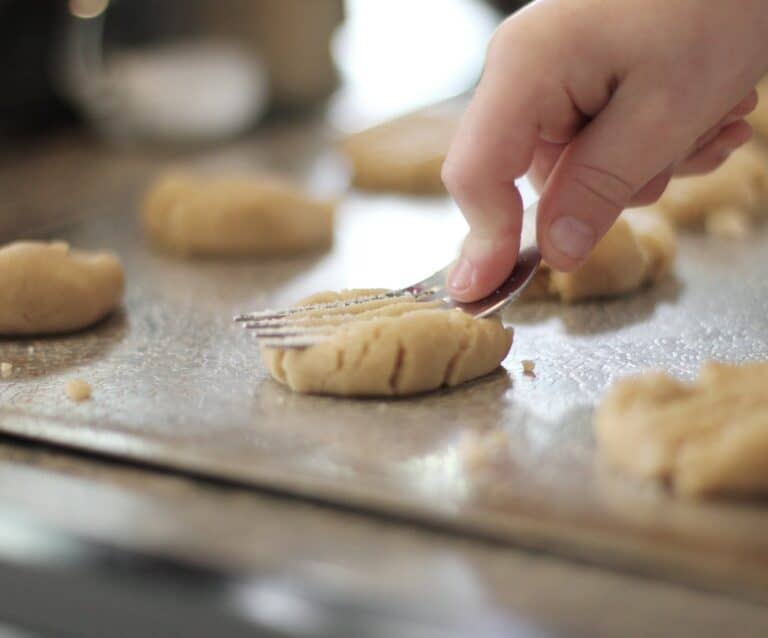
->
[0,0,526,143]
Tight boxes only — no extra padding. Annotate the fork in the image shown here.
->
[235,200,541,348]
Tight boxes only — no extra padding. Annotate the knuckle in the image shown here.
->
[487,17,516,59]
[569,163,636,211]
[441,157,478,199]
[485,16,544,73]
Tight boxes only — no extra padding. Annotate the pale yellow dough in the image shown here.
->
[748,77,768,141]
[341,112,457,194]
[654,143,768,238]
[595,361,768,499]
[261,290,513,396]
[0,242,124,336]
[142,172,335,257]
[523,209,676,303]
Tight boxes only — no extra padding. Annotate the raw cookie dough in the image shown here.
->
[0,241,124,336]
[341,112,458,194]
[748,77,768,141]
[523,209,676,303]
[261,290,513,396]
[142,172,335,257]
[594,361,768,498]
[654,143,768,238]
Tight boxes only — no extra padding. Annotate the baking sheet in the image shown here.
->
[2,122,768,602]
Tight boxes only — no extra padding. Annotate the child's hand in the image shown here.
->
[443,0,768,301]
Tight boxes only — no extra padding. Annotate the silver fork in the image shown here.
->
[235,201,541,348]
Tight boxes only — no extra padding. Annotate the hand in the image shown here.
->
[443,0,768,301]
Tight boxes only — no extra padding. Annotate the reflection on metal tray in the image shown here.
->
[1,120,768,604]
[0,507,545,638]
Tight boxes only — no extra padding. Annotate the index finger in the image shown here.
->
[441,51,540,300]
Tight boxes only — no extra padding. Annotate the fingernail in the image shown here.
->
[448,258,475,292]
[547,216,595,260]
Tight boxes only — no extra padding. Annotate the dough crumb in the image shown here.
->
[27,346,35,355]
[66,379,92,402]
[0,362,12,379]
[594,361,768,499]
[521,360,535,376]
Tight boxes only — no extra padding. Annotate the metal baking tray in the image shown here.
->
[2,121,768,602]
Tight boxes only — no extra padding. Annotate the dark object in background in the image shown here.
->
[0,2,76,136]
[0,0,515,139]
[487,0,531,15]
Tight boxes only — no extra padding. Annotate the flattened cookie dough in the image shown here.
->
[595,361,768,498]
[341,112,458,194]
[142,172,335,257]
[0,241,124,336]
[654,143,768,238]
[261,290,512,396]
[523,209,676,303]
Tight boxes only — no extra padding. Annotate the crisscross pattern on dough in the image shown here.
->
[261,289,513,396]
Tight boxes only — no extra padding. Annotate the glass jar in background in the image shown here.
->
[204,0,344,110]
[60,0,343,146]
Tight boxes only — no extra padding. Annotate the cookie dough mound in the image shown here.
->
[0,241,124,336]
[748,77,768,141]
[524,209,676,303]
[341,112,458,194]
[595,362,768,498]
[142,172,335,257]
[655,143,768,238]
[261,290,512,396]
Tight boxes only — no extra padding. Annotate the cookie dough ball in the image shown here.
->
[261,290,513,396]
[142,172,335,257]
[595,362,768,499]
[654,143,768,238]
[0,241,124,336]
[523,209,676,303]
[341,112,458,194]
[748,77,768,141]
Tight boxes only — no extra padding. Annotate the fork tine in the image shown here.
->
[233,290,413,323]
[243,314,352,330]
[248,325,335,338]
[258,335,328,349]
[236,200,541,351]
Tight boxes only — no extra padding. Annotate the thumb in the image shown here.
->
[536,87,701,271]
